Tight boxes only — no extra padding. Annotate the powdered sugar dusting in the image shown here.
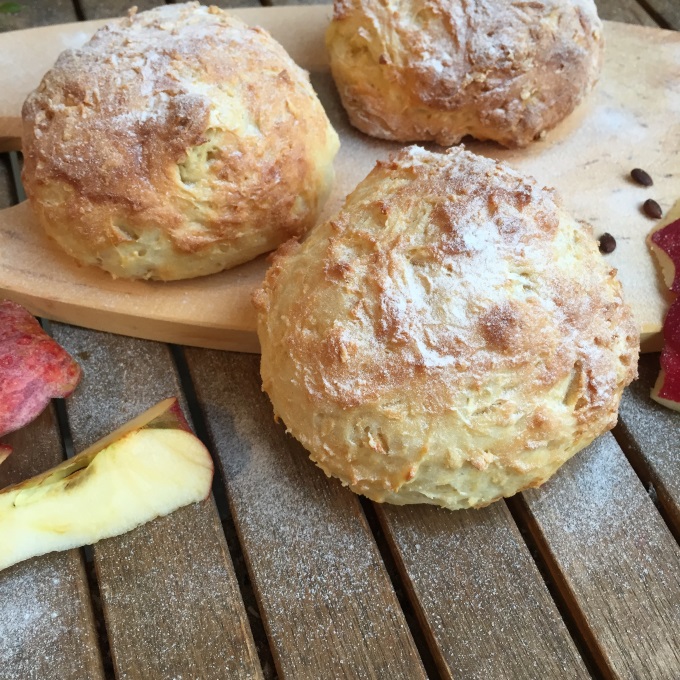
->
[0,556,94,679]
[522,434,680,674]
[525,433,680,581]
[617,355,680,504]
[534,435,626,547]
[272,146,635,420]
[59,31,92,51]
[333,0,602,146]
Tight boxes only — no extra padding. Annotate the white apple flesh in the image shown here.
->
[0,401,213,572]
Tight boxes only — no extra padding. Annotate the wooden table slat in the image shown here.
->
[637,0,680,29]
[0,1,77,32]
[518,433,680,679]
[78,0,166,20]
[185,350,428,680]
[51,326,263,680]
[377,502,590,680]
[205,0,271,9]
[616,353,680,536]
[0,154,14,206]
[0,408,105,680]
[595,0,657,26]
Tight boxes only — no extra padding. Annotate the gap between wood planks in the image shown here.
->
[504,496,612,680]
[358,497,444,680]
[70,0,86,22]
[611,423,680,545]
[170,345,278,679]
[633,0,674,29]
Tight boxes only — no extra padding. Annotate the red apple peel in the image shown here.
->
[0,300,81,436]
[649,218,680,409]
[651,217,680,293]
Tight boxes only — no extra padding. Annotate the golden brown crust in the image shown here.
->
[256,147,639,509]
[22,3,339,280]
[326,0,603,147]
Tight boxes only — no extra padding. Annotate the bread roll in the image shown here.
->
[326,0,603,147]
[255,147,638,510]
[22,2,339,280]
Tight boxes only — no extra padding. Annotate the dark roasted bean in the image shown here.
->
[631,168,653,186]
[598,232,616,254]
[643,198,663,219]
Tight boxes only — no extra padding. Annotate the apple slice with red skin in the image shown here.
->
[0,398,213,571]
[650,298,680,411]
[0,444,10,466]
[0,300,81,437]
[651,217,680,292]
[649,216,680,410]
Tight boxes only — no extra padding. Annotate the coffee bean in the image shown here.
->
[598,232,616,254]
[643,198,663,219]
[631,168,653,186]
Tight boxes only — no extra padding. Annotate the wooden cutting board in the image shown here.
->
[0,6,677,353]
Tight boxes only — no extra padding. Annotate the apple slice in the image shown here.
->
[0,444,10,466]
[0,398,213,572]
[648,204,680,411]
[650,216,680,293]
[650,299,680,411]
[0,300,81,437]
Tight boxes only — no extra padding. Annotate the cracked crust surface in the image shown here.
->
[326,0,603,147]
[22,2,339,280]
[255,147,638,509]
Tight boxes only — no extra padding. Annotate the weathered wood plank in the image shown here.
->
[616,353,680,535]
[262,0,324,6]
[638,0,680,29]
[0,407,105,680]
[0,0,77,32]
[185,349,427,680]
[595,0,656,25]
[195,0,263,9]
[518,433,680,679]
[78,0,161,20]
[377,502,589,679]
[0,153,15,205]
[50,325,263,680]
